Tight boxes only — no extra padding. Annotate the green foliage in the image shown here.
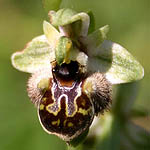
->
[42,0,62,12]
[96,83,150,150]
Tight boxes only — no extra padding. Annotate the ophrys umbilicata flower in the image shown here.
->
[11,9,144,144]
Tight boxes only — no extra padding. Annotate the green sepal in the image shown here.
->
[87,40,144,84]
[87,11,95,34]
[55,36,72,65]
[11,35,54,73]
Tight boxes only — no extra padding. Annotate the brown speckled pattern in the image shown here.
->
[38,77,94,139]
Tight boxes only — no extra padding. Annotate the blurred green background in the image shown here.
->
[0,0,150,150]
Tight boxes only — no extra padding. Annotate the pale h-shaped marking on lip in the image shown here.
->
[46,79,82,117]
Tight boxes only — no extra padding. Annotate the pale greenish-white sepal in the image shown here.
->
[11,35,54,73]
[49,9,77,26]
[69,48,88,68]
[43,21,61,49]
[71,12,90,37]
[81,25,109,56]
[49,9,90,37]
[88,40,144,84]
[99,25,109,40]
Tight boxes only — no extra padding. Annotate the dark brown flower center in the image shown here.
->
[52,61,79,80]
